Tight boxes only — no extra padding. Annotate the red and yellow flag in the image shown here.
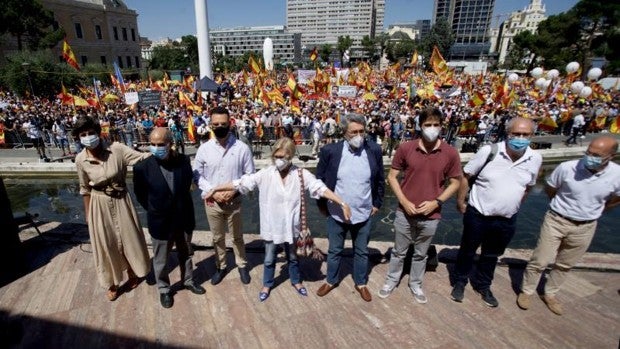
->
[62,39,80,71]
[410,49,418,66]
[429,46,448,76]
[610,117,620,134]
[186,115,196,143]
[458,120,477,136]
[309,47,318,62]
[537,116,558,132]
[469,91,485,107]
[248,54,262,74]
[178,91,201,112]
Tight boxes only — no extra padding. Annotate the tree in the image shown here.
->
[319,44,332,63]
[375,33,390,61]
[337,35,353,66]
[150,45,189,70]
[180,35,198,72]
[361,35,376,62]
[389,39,416,63]
[420,18,454,59]
[0,0,63,51]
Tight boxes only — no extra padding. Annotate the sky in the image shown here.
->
[124,0,579,41]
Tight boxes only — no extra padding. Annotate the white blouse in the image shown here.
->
[233,165,327,244]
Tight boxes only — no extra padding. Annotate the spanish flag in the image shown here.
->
[62,38,80,71]
[458,120,478,136]
[178,91,201,112]
[537,116,558,132]
[186,114,196,143]
[410,49,418,66]
[309,47,318,62]
[248,54,262,74]
[429,46,448,76]
[610,117,620,134]
[469,91,485,107]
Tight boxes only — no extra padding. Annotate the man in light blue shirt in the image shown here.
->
[315,113,385,302]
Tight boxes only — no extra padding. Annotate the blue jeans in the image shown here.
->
[262,240,300,288]
[454,205,517,291]
[326,216,372,286]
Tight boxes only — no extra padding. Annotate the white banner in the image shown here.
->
[124,92,139,105]
[297,69,316,84]
[337,85,358,98]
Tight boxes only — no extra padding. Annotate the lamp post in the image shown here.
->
[21,62,35,97]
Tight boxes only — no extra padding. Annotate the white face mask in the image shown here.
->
[422,126,441,142]
[347,135,364,149]
[80,134,100,149]
[275,158,291,171]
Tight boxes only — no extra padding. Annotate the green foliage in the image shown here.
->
[337,35,353,65]
[0,0,61,50]
[1,50,66,97]
[388,39,416,63]
[319,44,332,63]
[150,45,189,70]
[420,18,453,59]
[361,35,376,61]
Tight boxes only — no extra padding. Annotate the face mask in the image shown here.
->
[275,158,291,171]
[507,137,530,152]
[149,145,169,160]
[347,135,364,149]
[583,155,604,170]
[80,134,100,149]
[422,126,441,142]
[213,126,229,139]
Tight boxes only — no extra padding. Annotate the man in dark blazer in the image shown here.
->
[315,113,385,302]
[134,127,205,309]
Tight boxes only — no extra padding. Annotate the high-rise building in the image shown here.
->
[433,0,495,60]
[286,0,385,57]
[492,0,547,64]
[1,0,142,69]
[416,20,432,41]
[210,26,302,64]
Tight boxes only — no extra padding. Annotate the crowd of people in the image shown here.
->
[1,67,619,315]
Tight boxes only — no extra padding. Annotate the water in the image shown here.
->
[4,168,620,254]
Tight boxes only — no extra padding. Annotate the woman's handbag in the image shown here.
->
[296,168,324,260]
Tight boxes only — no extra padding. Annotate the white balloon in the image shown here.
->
[508,73,519,83]
[566,61,580,74]
[579,86,592,98]
[570,81,585,94]
[263,38,274,71]
[587,67,602,80]
[546,69,559,79]
[535,77,547,89]
[544,79,552,89]
[530,67,544,78]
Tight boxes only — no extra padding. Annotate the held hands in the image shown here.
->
[416,200,440,216]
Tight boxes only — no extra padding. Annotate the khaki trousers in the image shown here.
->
[205,199,247,269]
[521,210,597,296]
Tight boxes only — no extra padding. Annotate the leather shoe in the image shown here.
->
[211,268,226,286]
[316,283,335,297]
[160,293,173,308]
[185,283,206,295]
[355,285,372,302]
[238,267,251,285]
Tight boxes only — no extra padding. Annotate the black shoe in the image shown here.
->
[451,283,465,303]
[185,283,206,295]
[160,293,173,308]
[478,289,498,307]
[238,267,251,285]
[211,268,226,286]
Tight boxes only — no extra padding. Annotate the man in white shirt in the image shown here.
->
[452,117,543,307]
[517,136,620,315]
[193,106,255,285]
[565,107,585,145]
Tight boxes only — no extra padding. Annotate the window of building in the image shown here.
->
[122,27,128,41]
[81,56,87,65]
[100,56,107,65]
[113,26,119,40]
[95,25,102,40]
[118,56,123,68]
[75,23,83,39]
[126,56,132,68]
[131,28,136,41]
[134,56,140,68]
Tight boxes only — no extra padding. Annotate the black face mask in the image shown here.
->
[213,126,229,139]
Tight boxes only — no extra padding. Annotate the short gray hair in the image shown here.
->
[340,113,367,131]
[506,117,535,134]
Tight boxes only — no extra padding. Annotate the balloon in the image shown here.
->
[579,86,592,98]
[570,81,585,94]
[508,73,519,83]
[530,67,543,78]
[535,77,547,89]
[544,79,552,89]
[546,69,559,79]
[566,62,580,74]
[263,38,274,71]
[587,67,602,80]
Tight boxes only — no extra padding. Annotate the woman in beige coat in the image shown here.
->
[73,116,151,301]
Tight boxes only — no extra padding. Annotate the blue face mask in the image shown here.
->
[583,155,604,170]
[507,137,530,152]
[149,145,169,159]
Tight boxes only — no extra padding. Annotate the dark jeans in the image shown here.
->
[326,216,371,286]
[453,205,517,291]
[565,127,580,145]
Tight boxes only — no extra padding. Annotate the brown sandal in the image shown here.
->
[107,285,120,301]
[126,269,141,290]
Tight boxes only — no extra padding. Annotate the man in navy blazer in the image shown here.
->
[315,113,385,302]
[133,128,205,309]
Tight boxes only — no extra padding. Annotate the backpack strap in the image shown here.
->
[468,143,498,188]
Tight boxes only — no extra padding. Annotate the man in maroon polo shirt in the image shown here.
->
[378,107,462,303]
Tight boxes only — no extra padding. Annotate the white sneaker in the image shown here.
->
[377,284,394,299]
[411,287,428,304]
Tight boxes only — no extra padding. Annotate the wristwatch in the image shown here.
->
[435,198,444,207]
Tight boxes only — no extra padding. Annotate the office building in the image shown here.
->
[210,26,302,63]
[492,0,547,64]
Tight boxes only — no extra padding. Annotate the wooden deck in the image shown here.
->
[1,222,619,349]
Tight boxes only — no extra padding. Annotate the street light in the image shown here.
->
[21,62,35,97]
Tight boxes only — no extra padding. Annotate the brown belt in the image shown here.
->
[550,210,595,225]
